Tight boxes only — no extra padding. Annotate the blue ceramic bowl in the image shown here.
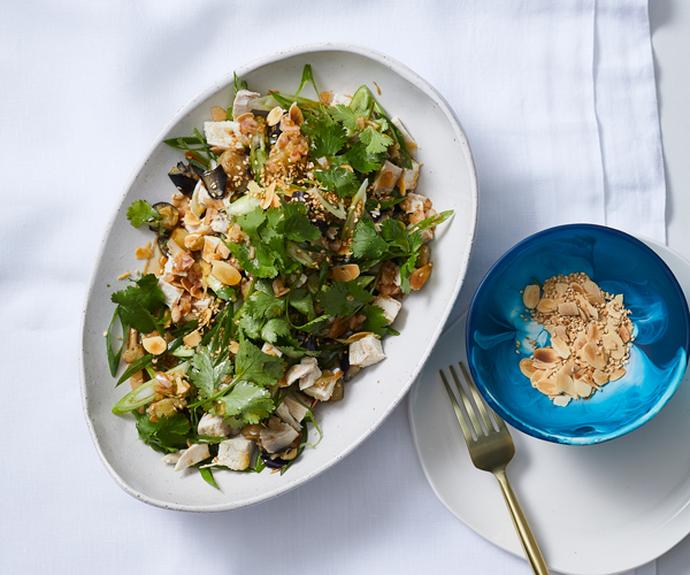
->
[466,224,690,445]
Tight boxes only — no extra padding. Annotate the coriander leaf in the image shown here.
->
[134,412,191,454]
[380,218,410,253]
[235,336,285,387]
[280,202,320,242]
[261,318,291,343]
[190,346,233,399]
[236,206,266,234]
[318,281,373,317]
[359,126,393,155]
[344,141,385,174]
[127,200,160,228]
[351,218,388,260]
[301,109,347,157]
[315,166,359,198]
[219,381,274,424]
[228,242,278,279]
[362,304,399,337]
[238,312,263,340]
[288,288,315,319]
[330,105,361,136]
[111,274,166,333]
[399,232,424,294]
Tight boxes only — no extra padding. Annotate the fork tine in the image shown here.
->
[458,362,497,432]
[440,369,474,444]
[459,362,509,434]
[448,364,484,438]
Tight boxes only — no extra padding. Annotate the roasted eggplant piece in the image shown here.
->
[167,162,198,196]
[201,164,228,199]
[157,234,171,256]
[149,202,179,232]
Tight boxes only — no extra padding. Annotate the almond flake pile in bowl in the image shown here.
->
[518,272,634,407]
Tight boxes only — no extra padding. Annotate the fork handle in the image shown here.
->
[494,468,549,575]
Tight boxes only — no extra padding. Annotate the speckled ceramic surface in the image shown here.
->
[466,224,689,444]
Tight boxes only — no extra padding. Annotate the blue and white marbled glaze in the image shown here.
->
[467,224,689,445]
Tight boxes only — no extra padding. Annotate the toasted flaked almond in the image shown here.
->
[522,284,541,309]
[410,263,432,291]
[586,322,600,344]
[618,323,631,343]
[613,293,624,305]
[519,358,536,378]
[533,347,559,364]
[574,379,593,398]
[289,102,304,125]
[592,369,609,386]
[182,330,202,348]
[607,301,623,319]
[272,278,290,297]
[142,335,167,356]
[551,337,571,359]
[579,342,606,370]
[558,301,579,316]
[551,324,568,342]
[536,298,557,313]
[570,282,585,294]
[259,185,278,210]
[610,346,626,360]
[602,331,623,351]
[554,360,575,392]
[228,340,240,355]
[535,375,558,395]
[135,242,154,260]
[331,264,361,282]
[553,395,571,407]
[183,233,204,251]
[554,282,568,296]
[210,105,227,121]
[267,106,285,127]
[583,279,604,304]
[211,260,241,286]
[610,367,626,381]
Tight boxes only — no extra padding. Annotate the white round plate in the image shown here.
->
[409,238,690,575]
[81,44,477,511]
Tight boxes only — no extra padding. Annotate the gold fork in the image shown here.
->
[440,362,549,575]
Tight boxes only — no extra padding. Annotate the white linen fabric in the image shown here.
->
[0,1,665,574]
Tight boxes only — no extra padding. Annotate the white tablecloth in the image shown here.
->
[0,1,667,573]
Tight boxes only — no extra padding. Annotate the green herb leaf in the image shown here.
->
[219,381,274,424]
[190,346,233,399]
[235,336,285,387]
[228,242,278,279]
[301,108,347,158]
[296,64,319,97]
[351,218,388,260]
[111,274,166,333]
[362,304,399,337]
[344,141,385,174]
[236,206,267,234]
[409,209,454,233]
[288,288,315,319]
[359,126,393,155]
[315,166,360,198]
[134,412,191,453]
[318,281,373,317]
[106,308,126,376]
[199,466,220,489]
[330,105,362,136]
[280,202,320,242]
[261,318,291,343]
[126,200,160,228]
